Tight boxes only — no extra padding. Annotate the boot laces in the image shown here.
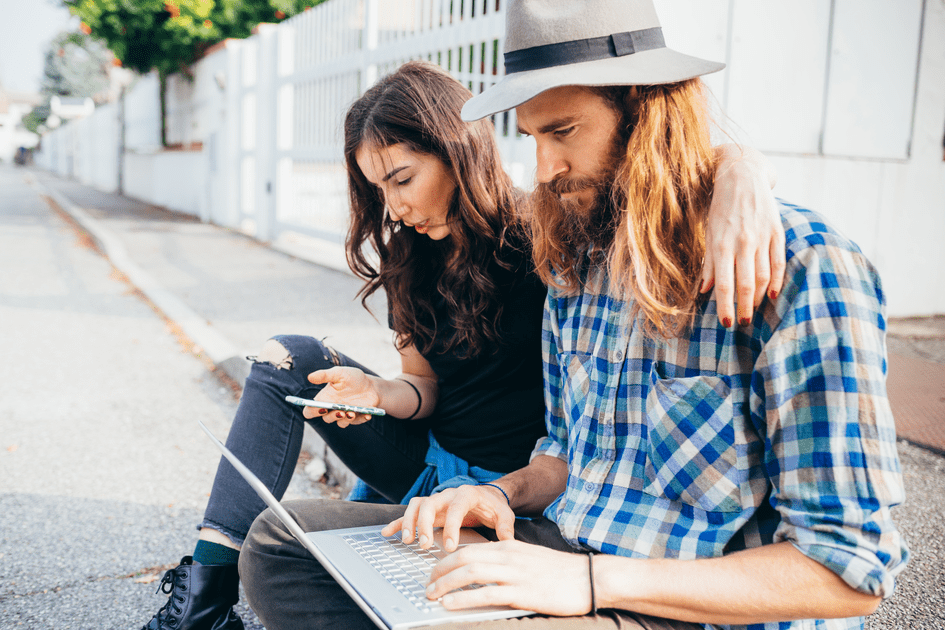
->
[142,566,188,629]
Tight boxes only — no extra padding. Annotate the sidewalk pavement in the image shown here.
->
[24,168,945,627]
[886,320,945,455]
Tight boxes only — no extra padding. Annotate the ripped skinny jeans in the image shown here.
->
[200,335,430,546]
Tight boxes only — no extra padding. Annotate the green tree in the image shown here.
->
[41,31,113,99]
[23,31,114,134]
[22,108,47,135]
[63,0,328,144]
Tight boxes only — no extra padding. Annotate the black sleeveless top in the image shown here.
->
[392,238,548,473]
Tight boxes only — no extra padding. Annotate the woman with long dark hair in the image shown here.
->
[140,60,782,630]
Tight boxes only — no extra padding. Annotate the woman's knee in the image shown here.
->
[243,337,314,397]
[256,338,293,369]
[253,335,340,375]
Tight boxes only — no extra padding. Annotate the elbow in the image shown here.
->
[852,593,883,618]
[806,555,887,620]
[831,588,882,620]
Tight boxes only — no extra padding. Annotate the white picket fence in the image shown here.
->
[34,0,945,317]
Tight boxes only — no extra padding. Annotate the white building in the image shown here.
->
[48,95,95,129]
[0,85,42,163]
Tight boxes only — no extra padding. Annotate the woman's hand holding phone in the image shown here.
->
[298,367,385,428]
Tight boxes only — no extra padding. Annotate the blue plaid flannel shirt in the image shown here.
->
[534,203,909,630]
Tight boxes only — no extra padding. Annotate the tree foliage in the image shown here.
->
[23,31,114,134]
[62,0,327,144]
[22,107,51,135]
[41,31,114,99]
[63,0,328,77]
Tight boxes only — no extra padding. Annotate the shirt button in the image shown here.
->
[613,349,625,362]
[583,481,597,492]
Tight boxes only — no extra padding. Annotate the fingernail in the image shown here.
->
[442,594,454,606]
[402,529,410,540]
[426,583,436,596]
[418,535,429,546]
[769,289,778,300]
[445,538,455,551]
[739,317,750,326]
[722,317,733,328]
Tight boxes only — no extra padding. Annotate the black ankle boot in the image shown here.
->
[142,556,244,630]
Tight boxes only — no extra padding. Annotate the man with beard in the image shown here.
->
[239,1,908,629]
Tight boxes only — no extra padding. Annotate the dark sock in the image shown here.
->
[193,539,240,566]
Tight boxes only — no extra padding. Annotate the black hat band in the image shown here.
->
[504,27,666,74]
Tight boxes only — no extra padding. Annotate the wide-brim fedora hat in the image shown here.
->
[461,0,725,121]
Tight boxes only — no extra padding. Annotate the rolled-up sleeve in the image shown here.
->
[755,235,909,597]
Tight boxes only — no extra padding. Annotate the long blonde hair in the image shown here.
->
[530,79,717,338]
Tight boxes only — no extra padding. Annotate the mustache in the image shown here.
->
[543,175,605,196]
[533,180,617,238]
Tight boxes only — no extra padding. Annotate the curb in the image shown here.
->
[33,179,254,387]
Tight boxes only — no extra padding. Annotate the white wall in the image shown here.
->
[124,73,162,153]
[123,150,205,217]
[766,0,945,317]
[71,103,120,192]
[658,0,943,318]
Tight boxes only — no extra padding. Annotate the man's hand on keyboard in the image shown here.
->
[381,484,516,553]
[425,540,593,616]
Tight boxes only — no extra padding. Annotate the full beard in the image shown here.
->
[530,159,624,260]
[531,184,618,256]
[531,120,630,256]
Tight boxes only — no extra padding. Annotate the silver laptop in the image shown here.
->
[197,420,534,629]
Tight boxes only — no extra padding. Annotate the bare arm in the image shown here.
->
[426,538,879,624]
[491,454,567,516]
[704,144,785,327]
[593,541,880,624]
[371,341,439,419]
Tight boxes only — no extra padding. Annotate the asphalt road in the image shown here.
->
[0,166,326,628]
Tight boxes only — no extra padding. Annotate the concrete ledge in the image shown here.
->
[888,316,945,339]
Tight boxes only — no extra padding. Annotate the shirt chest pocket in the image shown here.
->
[642,369,746,513]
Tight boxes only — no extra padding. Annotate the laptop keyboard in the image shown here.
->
[342,531,473,613]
